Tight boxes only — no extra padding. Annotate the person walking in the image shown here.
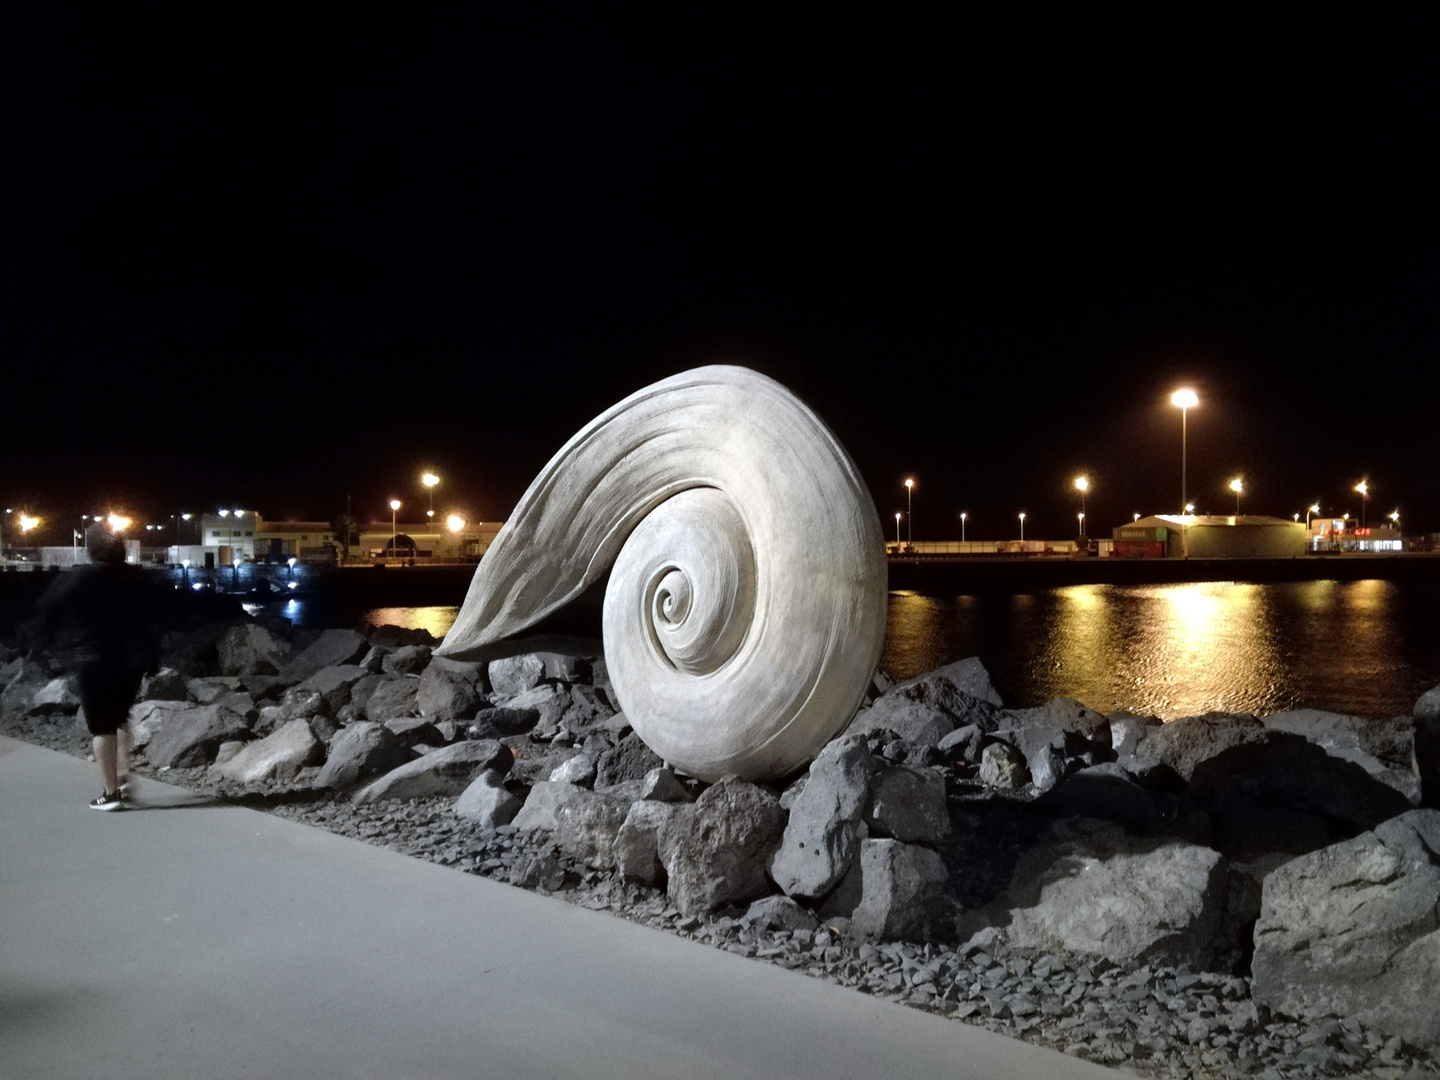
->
[31,524,166,810]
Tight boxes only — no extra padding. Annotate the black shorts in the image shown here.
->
[76,662,145,736]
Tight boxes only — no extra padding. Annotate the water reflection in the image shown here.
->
[361,605,460,639]
[880,580,1440,720]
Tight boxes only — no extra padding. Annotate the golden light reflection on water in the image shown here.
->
[878,581,1426,720]
[362,606,460,639]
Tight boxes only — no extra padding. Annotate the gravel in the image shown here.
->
[7,711,1439,1080]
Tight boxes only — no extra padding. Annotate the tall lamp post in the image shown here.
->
[1229,478,1243,516]
[1171,389,1198,513]
[903,478,914,547]
[894,512,902,547]
[959,512,967,543]
[1018,512,1026,542]
[1354,480,1368,528]
[390,499,401,558]
[422,472,439,523]
[1306,503,1320,528]
[1074,476,1089,536]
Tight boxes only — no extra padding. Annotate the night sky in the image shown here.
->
[8,9,1438,543]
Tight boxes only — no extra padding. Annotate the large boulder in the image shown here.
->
[658,776,787,916]
[30,677,80,714]
[1130,713,1268,780]
[847,657,1006,748]
[209,717,322,784]
[848,839,950,944]
[380,644,432,678]
[769,735,875,900]
[614,801,684,885]
[1,660,50,722]
[363,677,421,722]
[488,654,547,699]
[216,623,293,676]
[1415,687,1440,808]
[281,629,368,681]
[416,657,489,721]
[511,780,631,867]
[866,763,949,843]
[1251,809,1440,1049]
[956,820,1229,970]
[1188,733,1414,855]
[127,700,191,748]
[351,739,511,803]
[314,721,406,789]
[1261,709,1418,800]
[137,667,189,702]
[143,704,253,768]
[295,664,370,715]
[594,731,665,789]
[453,769,523,831]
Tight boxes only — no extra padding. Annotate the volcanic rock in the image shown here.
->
[210,717,323,784]
[1251,809,1440,1049]
[144,703,253,768]
[848,838,949,944]
[453,768,523,831]
[769,735,875,900]
[351,739,511,803]
[314,721,407,789]
[658,776,786,916]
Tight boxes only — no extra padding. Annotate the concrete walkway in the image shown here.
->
[0,737,1127,1080]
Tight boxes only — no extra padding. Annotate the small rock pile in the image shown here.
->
[3,609,1440,1080]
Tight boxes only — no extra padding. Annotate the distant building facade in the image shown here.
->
[1112,515,1307,558]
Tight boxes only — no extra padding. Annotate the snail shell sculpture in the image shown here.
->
[434,365,887,783]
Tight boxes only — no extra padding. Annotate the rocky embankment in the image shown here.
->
[3,606,1440,1080]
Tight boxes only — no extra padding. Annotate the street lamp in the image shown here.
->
[1074,476,1089,535]
[390,499,401,558]
[894,511,902,547]
[1078,512,1085,537]
[1354,480,1368,528]
[903,478,914,546]
[1018,512,1026,542]
[422,472,439,521]
[1171,389,1198,513]
[1229,478,1243,516]
[1306,503,1320,528]
[959,512,967,543]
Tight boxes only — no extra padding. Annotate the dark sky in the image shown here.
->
[7,8,1438,542]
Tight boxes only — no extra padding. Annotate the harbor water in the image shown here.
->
[277,578,1440,722]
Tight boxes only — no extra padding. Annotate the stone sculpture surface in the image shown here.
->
[434,365,888,782]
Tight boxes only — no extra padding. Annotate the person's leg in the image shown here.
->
[93,733,119,794]
[116,723,132,790]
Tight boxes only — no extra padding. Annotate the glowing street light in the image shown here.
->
[1185,503,1195,515]
[1074,476,1089,536]
[389,499,401,558]
[1229,478,1243,516]
[903,478,915,546]
[894,511,902,547]
[1078,512,1085,536]
[1171,389,1198,513]
[422,472,440,521]
[1306,503,1320,528]
[1018,512,1026,542]
[1354,480,1369,528]
[446,514,466,533]
[959,512,967,543]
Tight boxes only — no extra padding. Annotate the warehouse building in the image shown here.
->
[1112,515,1307,559]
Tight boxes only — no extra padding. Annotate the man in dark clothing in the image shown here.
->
[32,524,165,810]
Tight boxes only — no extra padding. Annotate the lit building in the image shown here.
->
[1307,518,1404,553]
[1113,515,1307,558]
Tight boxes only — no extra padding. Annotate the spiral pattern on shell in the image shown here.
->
[434,365,888,782]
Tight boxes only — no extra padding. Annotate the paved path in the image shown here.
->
[0,737,1127,1080]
